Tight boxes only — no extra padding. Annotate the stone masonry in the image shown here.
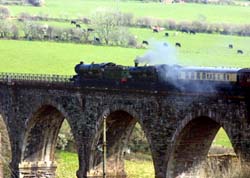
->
[0,79,249,178]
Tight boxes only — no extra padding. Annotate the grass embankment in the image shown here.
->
[6,0,250,24]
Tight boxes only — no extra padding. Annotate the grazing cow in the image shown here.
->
[190,30,196,35]
[76,24,81,28]
[87,28,94,32]
[237,50,243,54]
[175,42,181,47]
[94,37,100,43]
[229,44,233,49]
[181,29,189,33]
[165,32,169,37]
[55,36,59,40]
[71,20,76,25]
[43,35,49,39]
[152,28,159,33]
[142,40,149,45]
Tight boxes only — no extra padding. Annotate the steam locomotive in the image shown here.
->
[71,60,250,92]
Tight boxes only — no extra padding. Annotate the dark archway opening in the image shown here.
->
[20,105,78,178]
[88,110,154,178]
[167,116,241,178]
[0,114,12,178]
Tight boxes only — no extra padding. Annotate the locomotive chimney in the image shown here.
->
[134,57,139,67]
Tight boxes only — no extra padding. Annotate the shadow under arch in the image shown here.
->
[20,104,76,177]
[166,116,228,178]
[88,108,153,177]
[0,113,12,178]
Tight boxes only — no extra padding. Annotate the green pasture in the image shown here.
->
[5,0,250,24]
[212,128,233,147]
[1,31,250,74]
[0,40,144,74]
[55,151,154,178]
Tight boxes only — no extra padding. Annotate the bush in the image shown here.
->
[0,6,10,19]
[128,123,150,154]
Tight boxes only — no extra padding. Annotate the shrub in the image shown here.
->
[128,35,137,47]
[10,24,19,39]
[0,6,10,19]
[135,16,154,28]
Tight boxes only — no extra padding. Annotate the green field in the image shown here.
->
[5,0,250,24]
[55,151,154,178]
[0,40,144,74]
[1,31,250,74]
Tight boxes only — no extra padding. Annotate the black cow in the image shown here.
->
[55,36,59,40]
[181,29,189,33]
[94,37,100,43]
[71,20,76,25]
[43,35,49,39]
[142,40,149,45]
[87,28,94,32]
[165,32,169,37]
[237,50,243,54]
[153,29,159,33]
[190,30,196,35]
[175,42,181,47]
[229,44,233,49]
[76,24,81,28]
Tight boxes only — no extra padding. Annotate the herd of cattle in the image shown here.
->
[70,21,245,55]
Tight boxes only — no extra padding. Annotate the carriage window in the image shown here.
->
[207,74,209,79]
[223,74,226,80]
[185,72,189,79]
[212,73,215,80]
[191,72,195,79]
[202,72,206,79]
[208,73,212,80]
[197,72,200,80]
[227,74,230,80]
[218,74,221,80]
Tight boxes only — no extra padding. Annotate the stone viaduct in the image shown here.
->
[0,73,249,178]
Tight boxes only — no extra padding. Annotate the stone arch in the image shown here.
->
[167,115,222,178]
[20,103,76,177]
[0,112,12,178]
[88,106,153,177]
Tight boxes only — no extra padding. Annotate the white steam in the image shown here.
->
[136,41,178,65]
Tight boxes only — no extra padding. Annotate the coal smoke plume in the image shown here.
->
[136,41,178,65]
[135,41,223,93]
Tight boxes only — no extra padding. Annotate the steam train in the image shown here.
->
[71,60,250,93]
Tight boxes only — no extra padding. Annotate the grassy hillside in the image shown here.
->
[0,31,250,74]
[0,40,144,74]
[5,0,250,24]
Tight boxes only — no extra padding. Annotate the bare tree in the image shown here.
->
[90,8,129,45]
[0,6,10,19]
